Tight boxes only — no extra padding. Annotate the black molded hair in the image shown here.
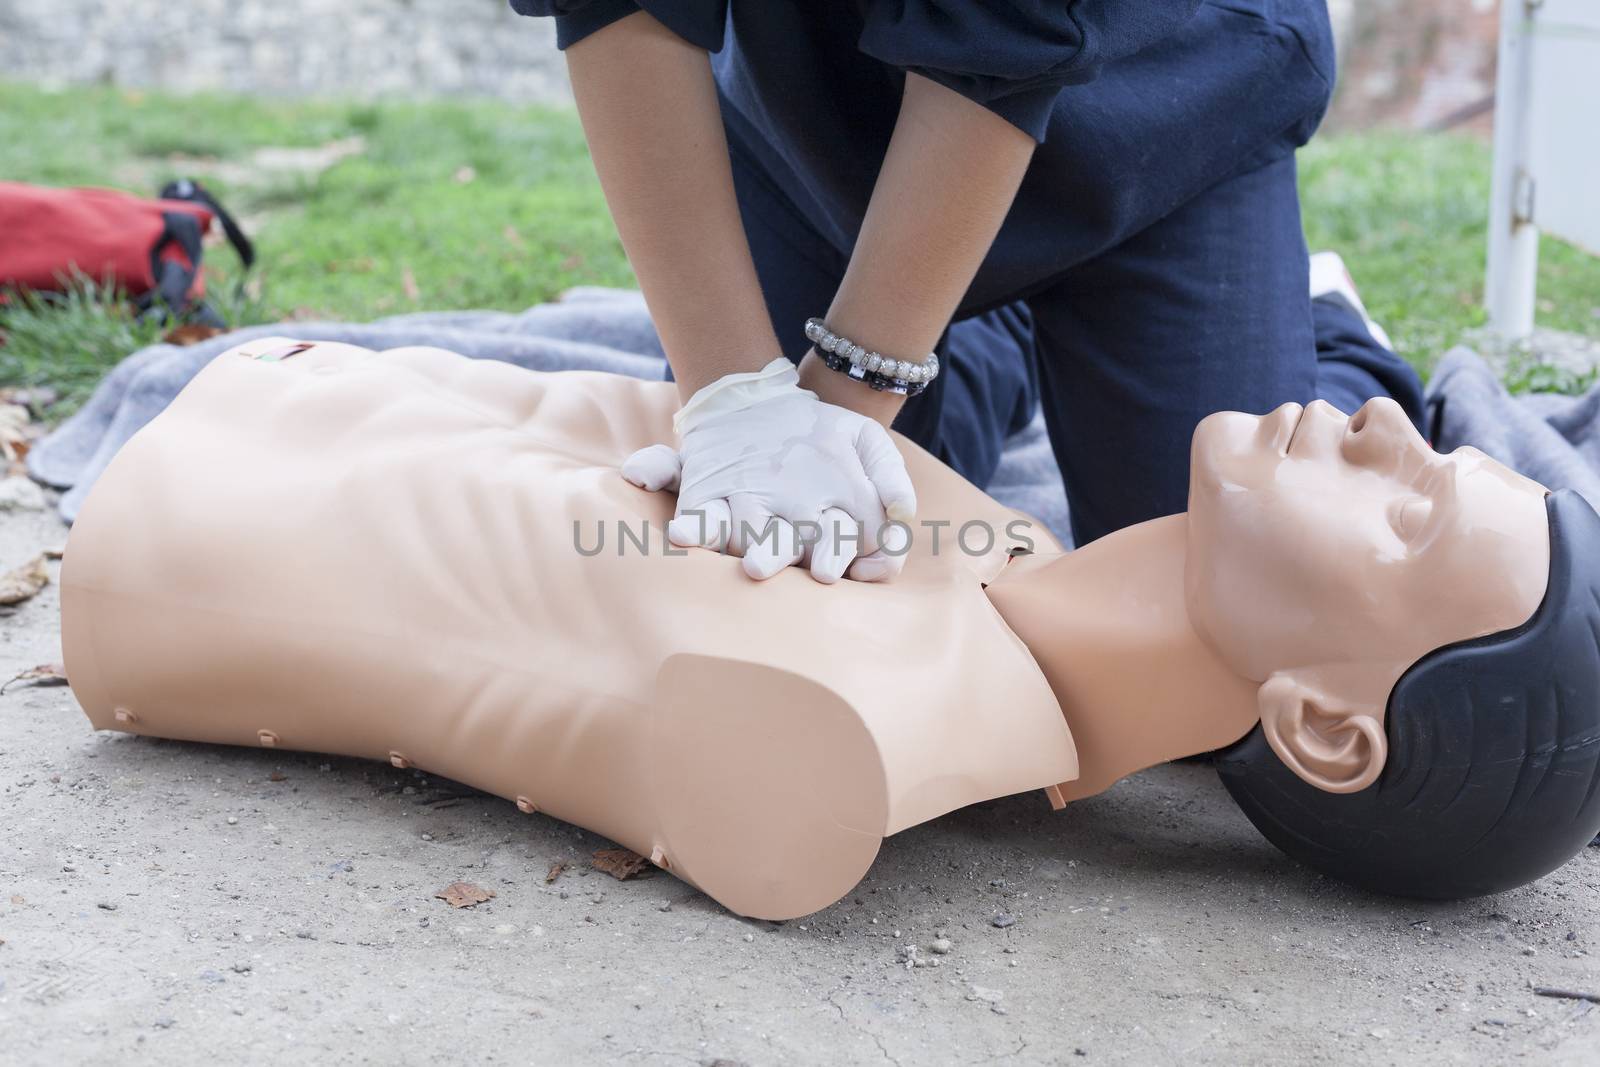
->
[1217,489,1600,899]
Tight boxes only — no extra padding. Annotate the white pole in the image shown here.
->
[1485,0,1542,341]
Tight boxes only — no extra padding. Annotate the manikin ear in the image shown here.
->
[1256,671,1389,794]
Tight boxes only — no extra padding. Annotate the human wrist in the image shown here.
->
[673,357,812,437]
[667,339,785,399]
[798,351,904,426]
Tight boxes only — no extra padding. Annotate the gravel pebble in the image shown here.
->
[992,914,1016,929]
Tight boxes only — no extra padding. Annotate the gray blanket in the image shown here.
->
[28,288,1600,546]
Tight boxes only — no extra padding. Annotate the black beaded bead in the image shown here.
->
[815,347,929,398]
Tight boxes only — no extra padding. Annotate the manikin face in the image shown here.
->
[1185,398,1550,792]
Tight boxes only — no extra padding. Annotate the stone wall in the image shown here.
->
[0,0,571,104]
[1327,0,1499,131]
[0,0,1498,129]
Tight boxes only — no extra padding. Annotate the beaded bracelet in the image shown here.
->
[804,318,940,398]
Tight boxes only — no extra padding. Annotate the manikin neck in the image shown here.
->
[985,514,1261,803]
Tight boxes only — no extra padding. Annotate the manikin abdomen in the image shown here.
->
[61,340,1077,919]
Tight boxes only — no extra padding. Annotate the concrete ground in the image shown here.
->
[2,502,1598,1067]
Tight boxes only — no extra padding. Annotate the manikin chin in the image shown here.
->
[61,340,1600,920]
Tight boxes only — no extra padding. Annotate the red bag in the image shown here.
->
[0,179,253,319]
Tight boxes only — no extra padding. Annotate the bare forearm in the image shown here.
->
[565,12,778,398]
[801,74,1037,422]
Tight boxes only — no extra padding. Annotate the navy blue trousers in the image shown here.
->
[729,139,1427,547]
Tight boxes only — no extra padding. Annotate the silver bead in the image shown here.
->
[864,353,883,373]
[805,320,824,342]
[823,333,841,353]
[908,364,925,383]
[847,344,865,365]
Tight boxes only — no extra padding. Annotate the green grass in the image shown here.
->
[247,97,632,318]
[1299,132,1600,375]
[2,82,1598,413]
[0,276,170,406]
[0,83,631,322]
[0,273,274,410]
[0,83,632,410]
[0,84,361,188]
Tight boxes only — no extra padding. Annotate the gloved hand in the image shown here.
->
[621,358,916,583]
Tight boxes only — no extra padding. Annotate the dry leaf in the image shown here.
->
[43,546,64,560]
[1,663,68,694]
[544,861,566,884]
[434,881,495,908]
[592,848,651,881]
[9,894,23,905]
[0,554,49,606]
[268,771,287,783]
[401,267,420,303]
[0,404,31,464]
[163,323,226,346]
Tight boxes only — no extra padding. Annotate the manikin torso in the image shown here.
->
[63,341,1074,919]
[61,340,1551,919]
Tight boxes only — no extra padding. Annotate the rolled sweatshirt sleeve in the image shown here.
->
[858,1,1204,141]
[508,0,727,51]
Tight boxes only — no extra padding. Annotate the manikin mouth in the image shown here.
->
[1276,403,1309,456]
[1284,406,1309,455]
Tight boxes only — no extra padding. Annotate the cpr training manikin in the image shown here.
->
[59,339,1600,919]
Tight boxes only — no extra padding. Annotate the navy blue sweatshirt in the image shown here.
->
[510,0,1335,316]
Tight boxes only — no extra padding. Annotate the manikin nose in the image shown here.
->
[1343,397,1431,467]
[1347,397,1416,439]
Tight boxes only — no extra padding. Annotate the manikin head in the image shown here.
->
[1187,397,1600,897]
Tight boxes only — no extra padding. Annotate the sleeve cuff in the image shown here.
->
[551,0,727,53]
[552,0,643,48]
[909,66,1098,144]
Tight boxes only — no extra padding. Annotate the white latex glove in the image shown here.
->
[621,358,916,583]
